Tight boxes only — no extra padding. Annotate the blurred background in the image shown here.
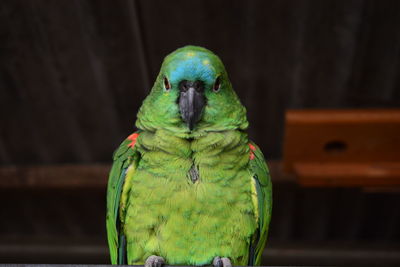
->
[0,0,400,266]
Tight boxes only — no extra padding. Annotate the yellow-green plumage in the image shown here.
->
[106,46,272,266]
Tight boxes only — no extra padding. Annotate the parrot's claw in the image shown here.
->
[213,256,232,267]
[145,255,165,267]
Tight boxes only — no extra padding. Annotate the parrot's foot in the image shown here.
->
[145,255,165,267]
[212,256,232,267]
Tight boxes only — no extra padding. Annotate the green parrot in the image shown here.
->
[106,46,272,267]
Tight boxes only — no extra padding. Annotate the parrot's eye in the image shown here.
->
[213,76,221,92]
[163,77,171,91]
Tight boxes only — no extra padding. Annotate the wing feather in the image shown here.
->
[248,141,272,266]
[106,134,140,264]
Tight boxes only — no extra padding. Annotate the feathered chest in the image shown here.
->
[123,129,258,265]
[134,129,251,185]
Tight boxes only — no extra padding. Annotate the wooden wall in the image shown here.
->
[1,1,400,265]
[1,0,399,165]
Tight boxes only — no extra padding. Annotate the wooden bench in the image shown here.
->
[283,109,400,187]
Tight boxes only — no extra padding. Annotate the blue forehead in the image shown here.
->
[168,54,216,85]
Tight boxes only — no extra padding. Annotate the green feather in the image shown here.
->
[106,46,272,266]
[106,137,139,264]
[249,142,272,265]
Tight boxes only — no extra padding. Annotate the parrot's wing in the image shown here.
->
[248,141,272,266]
[106,133,140,265]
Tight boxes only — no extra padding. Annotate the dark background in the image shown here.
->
[0,0,399,266]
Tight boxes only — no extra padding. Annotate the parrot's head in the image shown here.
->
[136,46,248,137]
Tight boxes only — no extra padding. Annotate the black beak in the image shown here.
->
[178,80,205,131]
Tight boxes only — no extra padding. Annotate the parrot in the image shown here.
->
[106,45,272,267]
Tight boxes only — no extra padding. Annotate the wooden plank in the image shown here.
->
[2,242,400,266]
[294,162,400,187]
[0,164,109,188]
[283,109,400,187]
[285,109,400,124]
[0,161,287,188]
